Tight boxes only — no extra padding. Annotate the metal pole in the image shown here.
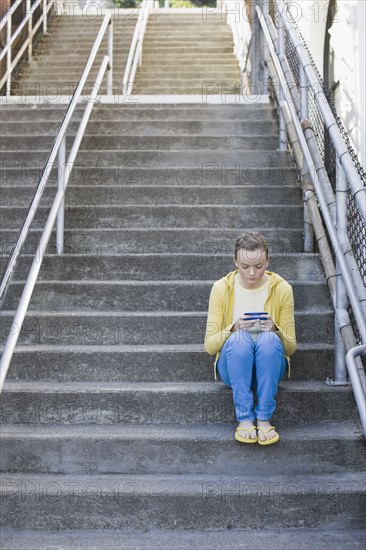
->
[43,0,47,34]
[346,345,366,436]
[256,5,366,339]
[262,0,269,93]
[333,155,350,383]
[27,0,32,59]
[300,65,308,119]
[6,9,11,96]
[250,0,260,90]
[107,18,113,95]
[0,56,110,393]
[56,136,66,255]
[276,0,366,222]
[277,6,287,150]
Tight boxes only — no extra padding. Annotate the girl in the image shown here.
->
[204,232,296,445]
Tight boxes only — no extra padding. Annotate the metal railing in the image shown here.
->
[0,11,114,392]
[0,0,64,95]
[122,0,153,96]
[255,0,366,434]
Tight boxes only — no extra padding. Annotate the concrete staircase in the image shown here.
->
[0,9,365,550]
[134,13,241,94]
[12,13,137,97]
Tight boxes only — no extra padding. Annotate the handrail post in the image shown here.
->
[334,154,350,383]
[250,0,261,92]
[262,0,269,93]
[26,0,33,59]
[300,65,308,119]
[56,136,66,255]
[43,0,48,34]
[277,3,287,151]
[6,7,12,96]
[107,17,113,95]
[300,66,313,252]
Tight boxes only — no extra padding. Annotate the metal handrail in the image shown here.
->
[275,0,366,222]
[122,0,152,96]
[256,5,366,337]
[0,0,62,95]
[0,12,113,305]
[256,4,366,433]
[0,15,113,392]
[346,345,366,436]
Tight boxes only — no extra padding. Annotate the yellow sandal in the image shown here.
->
[257,426,280,446]
[235,425,258,444]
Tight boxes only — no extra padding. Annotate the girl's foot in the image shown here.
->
[256,420,279,445]
[235,420,257,443]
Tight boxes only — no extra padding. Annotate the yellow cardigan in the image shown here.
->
[204,270,297,379]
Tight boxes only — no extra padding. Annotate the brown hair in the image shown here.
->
[234,232,269,260]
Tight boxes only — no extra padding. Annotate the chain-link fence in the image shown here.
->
[264,0,365,345]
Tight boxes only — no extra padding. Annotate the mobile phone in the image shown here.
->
[243,312,268,320]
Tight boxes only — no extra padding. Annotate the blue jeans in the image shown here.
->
[217,330,287,422]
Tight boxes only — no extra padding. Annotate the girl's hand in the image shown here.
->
[231,316,257,332]
[258,315,276,332]
[231,315,277,332]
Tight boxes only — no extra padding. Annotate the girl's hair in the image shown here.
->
[234,232,269,260]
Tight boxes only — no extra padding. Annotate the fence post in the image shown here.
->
[56,137,66,255]
[261,0,269,93]
[333,154,349,383]
[26,0,33,59]
[276,2,287,150]
[43,0,47,34]
[107,17,113,95]
[300,65,308,119]
[250,0,261,93]
[6,7,12,96]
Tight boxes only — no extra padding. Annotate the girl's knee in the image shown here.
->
[227,331,254,355]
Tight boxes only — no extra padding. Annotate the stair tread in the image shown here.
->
[2,380,351,393]
[1,527,365,550]
[1,420,362,441]
[4,342,334,352]
[1,470,365,490]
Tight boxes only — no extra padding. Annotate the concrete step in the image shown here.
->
[1,471,365,529]
[0,310,334,346]
[0,104,275,121]
[0,380,358,425]
[140,46,234,54]
[4,343,335,382]
[137,54,237,61]
[1,527,365,550]
[134,78,241,87]
[0,165,295,187]
[1,253,325,282]
[0,150,293,167]
[0,226,304,256]
[0,119,278,136]
[0,204,303,230]
[0,135,279,151]
[3,280,330,312]
[135,71,240,79]
[0,185,299,207]
[135,87,242,95]
[0,165,296,187]
[143,36,233,44]
[1,421,364,475]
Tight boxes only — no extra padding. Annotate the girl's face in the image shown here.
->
[234,247,269,289]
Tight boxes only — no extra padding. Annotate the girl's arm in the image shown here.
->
[204,282,234,356]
